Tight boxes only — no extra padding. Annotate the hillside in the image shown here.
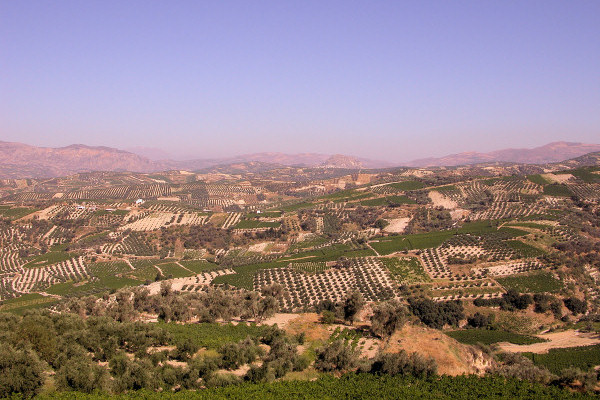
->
[0,141,164,178]
[408,142,600,167]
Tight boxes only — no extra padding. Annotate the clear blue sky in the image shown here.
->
[1,1,599,161]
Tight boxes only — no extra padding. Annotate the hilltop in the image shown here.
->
[408,142,600,167]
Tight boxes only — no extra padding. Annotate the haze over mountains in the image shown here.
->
[1,140,599,179]
[407,142,600,167]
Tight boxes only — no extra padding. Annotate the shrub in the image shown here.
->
[0,344,45,398]
[370,300,408,339]
[315,339,360,372]
[564,297,587,315]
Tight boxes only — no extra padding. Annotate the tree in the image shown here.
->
[408,298,464,329]
[369,350,437,378]
[564,297,587,315]
[374,219,390,230]
[342,290,365,325]
[314,339,360,372]
[467,312,493,329]
[320,310,336,324]
[257,295,279,322]
[370,300,408,339]
[0,344,45,398]
[55,355,111,393]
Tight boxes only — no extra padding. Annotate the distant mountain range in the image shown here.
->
[1,140,599,179]
[406,142,600,167]
[0,141,390,178]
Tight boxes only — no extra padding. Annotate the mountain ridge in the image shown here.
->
[407,141,600,167]
[1,140,600,179]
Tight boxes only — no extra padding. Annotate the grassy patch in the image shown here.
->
[0,206,38,220]
[370,231,454,255]
[155,321,268,349]
[180,260,221,273]
[360,195,416,207]
[0,294,59,314]
[506,240,546,257]
[214,243,375,289]
[24,251,75,268]
[543,184,574,197]
[234,220,281,229]
[32,373,594,399]
[524,344,600,374]
[497,272,562,293]
[157,262,194,278]
[379,257,429,283]
[527,174,550,185]
[446,329,546,345]
[381,181,426,190]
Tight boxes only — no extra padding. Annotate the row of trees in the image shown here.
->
[59,283,281,324]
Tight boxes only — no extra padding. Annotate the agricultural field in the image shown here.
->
[1,158,600,398]
[496,272,563,293]
[524,345,600,374]
[446,329,547,345]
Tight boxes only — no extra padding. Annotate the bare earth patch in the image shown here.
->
[498,330,600,354]
[282,313,331,342]
[261,313,301,328]
[541,173,573,183]
[450,208,470,220]
[388,324,491,375]
[248,242,272,252]
[383,217,410,233]
[428,191,458,209]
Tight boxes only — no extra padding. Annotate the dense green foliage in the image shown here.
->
[34,374,597,399]
[524,345,600,374]
[543,184,574,197]
[497,272,562,293]
[446,329,546,345]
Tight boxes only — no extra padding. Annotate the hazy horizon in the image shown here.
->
[2,1,599,161]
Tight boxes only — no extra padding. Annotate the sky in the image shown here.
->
[1,1,599,162]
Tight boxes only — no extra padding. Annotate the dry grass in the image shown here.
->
[388,324,490,375]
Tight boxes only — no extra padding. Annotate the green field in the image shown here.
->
[524,344,600,374]
[0,205,38,220]
[155,321,268,349]
[543,184,574,197]
[497,272,562,293]
[180,260,221,273]
[0,293,59,314]
[556,167,600,183]
[506,240,546,257]
[158,262,195,278]
[368,221,526,258]
[23,251,76,268]
[46,261,143,296]
[446,329,547,345]
[33,374,595,400]
[234,220,281,229]
[379,257,430,283]
[214,243,375,289]
[245,211,282,218]
[360,195,416,207]
[379,181,426,190]
[527,174,550,185]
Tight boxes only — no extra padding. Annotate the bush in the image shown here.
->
[0,344,45,398]
[564,297,587,315]
[467,312,494,328]
[55,355,111,393]
[369,350,437,378]
[320,310,336,324]
[408,298,464,329]
[315,339,360,372]
[370,300,408,339]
